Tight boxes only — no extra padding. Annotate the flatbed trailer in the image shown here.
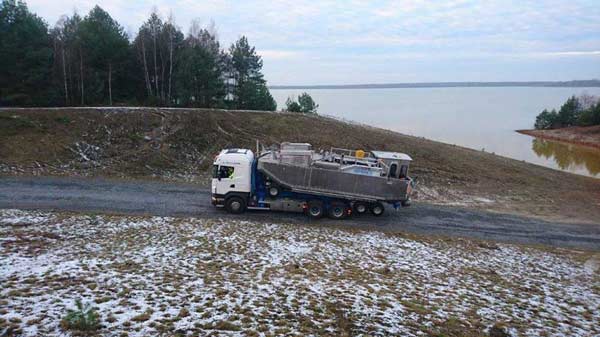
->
[211,143,414,219]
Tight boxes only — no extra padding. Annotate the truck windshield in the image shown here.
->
[212,165,219,178]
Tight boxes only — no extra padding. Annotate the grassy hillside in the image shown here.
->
[1,107,600,223]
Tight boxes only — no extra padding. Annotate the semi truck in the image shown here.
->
[211,142,414,219]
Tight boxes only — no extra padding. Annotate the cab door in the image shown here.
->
[212,165,237,196]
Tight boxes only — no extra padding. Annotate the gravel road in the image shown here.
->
[1,176,598,250]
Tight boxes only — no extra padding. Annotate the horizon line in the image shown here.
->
[269,79,600,89]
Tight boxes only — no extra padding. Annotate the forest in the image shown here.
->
[0,0,277,110]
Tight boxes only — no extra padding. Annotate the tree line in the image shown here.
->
[535,94,600,130]
[0,0,276,110]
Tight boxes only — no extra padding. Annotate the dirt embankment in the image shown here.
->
[1,107,600,223]
[517,125,600,150]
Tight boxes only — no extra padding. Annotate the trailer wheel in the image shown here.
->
[370,202,385,216]
[353,202,368,215]
[225,196,246,214]
[328,202,348,220]
[268,185,280,197]
[306,200,324,219]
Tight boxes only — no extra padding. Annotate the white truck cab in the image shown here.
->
[211,149,254,210]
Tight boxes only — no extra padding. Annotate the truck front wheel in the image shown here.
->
[268,185,280,197]
[225,196,246,214]
[370,202,385,216]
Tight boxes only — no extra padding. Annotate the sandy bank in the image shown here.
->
[517,125,600,150]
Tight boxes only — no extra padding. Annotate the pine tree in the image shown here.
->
[228,36,276,111]
[175,27,225,107]
[79,6,129,105]
[0,0,54,106]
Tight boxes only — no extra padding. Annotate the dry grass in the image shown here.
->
[1,107,600,223]
[1,209,598,336]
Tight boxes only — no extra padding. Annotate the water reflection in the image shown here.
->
[531,138,600,176]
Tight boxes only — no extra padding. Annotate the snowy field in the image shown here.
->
[0,209,598,336]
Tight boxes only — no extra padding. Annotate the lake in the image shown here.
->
[271,87,600,178]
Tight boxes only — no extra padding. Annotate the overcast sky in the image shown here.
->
[27,0,600,85]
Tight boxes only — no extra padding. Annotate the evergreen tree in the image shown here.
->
[556,96,580,127]
[298,92,318,113]
[0,0,54,106]
[578,102,600,126]
[228,36,276,110]
[534,109,558,130]
[175,27,225,107]
[236,80,276,111]
[285,97,302,112]
[79,6,129,105]
[0,2,280,109]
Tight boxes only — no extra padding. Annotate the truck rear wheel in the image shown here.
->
[353,202,368,215]
[328,202,349,220]
[225,196,246,214]
[370,202,385,216]
[306,200,324,219]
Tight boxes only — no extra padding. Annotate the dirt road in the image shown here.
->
[1,176,598,250]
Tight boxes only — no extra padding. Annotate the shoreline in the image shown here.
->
[517,126,600,150]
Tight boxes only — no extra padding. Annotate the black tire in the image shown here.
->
[306,200,324,219]
[328,202,348,220]
[353,202,368,215]
[370,202,385,216]
[268,185,280,197]
[225,196,246,214]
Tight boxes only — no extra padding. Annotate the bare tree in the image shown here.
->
[52,16,70,105]
[79,46,84,105]
[140,37,153,97]
[152,12,159,100]
[108,62,112,105]
[578,93,599,110]
[167,13,175,103]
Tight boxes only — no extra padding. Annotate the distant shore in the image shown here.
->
[270,79,600,90]
[517,125,600,150]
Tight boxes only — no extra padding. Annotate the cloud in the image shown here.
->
[23,0,600,83]
[259,50,303,60]
[533,51,600,57]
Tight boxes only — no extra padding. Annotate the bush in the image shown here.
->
[285,92,318,114]
[60,299,101,332]
[578,103,600,126]
[534,109,558,130]
[285,97,302,112]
